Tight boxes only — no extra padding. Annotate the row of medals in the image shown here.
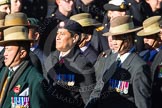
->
[109,79,129,94]
[11,96,29,108]
[56,74,75,86]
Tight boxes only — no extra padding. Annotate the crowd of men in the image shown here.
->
[0,0,162,108]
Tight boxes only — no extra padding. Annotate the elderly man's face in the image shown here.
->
[56,28,76,52]
[3,42,26,67]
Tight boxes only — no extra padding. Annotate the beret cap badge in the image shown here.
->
[120,2,127,10]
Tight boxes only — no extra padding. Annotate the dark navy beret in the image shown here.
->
[58,19,83,33]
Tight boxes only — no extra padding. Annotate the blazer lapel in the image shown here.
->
[121,53,136,70]
[151,50,162,79]
[0,68,8,93]
[102,53,118,83]
[8,61,29,92]
[0,68,14,107]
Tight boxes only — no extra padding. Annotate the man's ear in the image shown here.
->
[72,34,79,43]
[56,0,61,5]
[34,32,40,41]
[85,34,92,42]
[145,0,149,3]
[20,50,27,59]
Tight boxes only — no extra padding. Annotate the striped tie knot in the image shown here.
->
[117,57,121,67]
[8,68,13,78]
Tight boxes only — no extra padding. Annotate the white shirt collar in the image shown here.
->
[117,52,131,64]
[0,46,4,52]
[80,45,88,52]
[9,62,24,72]
[80,43,90,52]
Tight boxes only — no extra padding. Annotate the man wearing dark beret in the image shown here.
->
[44,19,96,108]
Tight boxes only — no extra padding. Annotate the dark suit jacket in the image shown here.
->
[151,50,162,108]
[45,46,96,108]
[91,27,109,54]
[86,52,152,108]
[29,51,43,73]
[81,44,98,65]
[0,60,49,108]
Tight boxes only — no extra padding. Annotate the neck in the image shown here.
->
[59,7,71,16]
[81,0,93,5]
[60,49,71,57]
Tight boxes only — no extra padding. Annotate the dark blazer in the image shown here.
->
[45,46,96,108]
[86,52,152,108]
[0,60,49,108]
[81,44,99,65]
[151,50,162,108]
[91,27,109,54]
[29,51,43,73]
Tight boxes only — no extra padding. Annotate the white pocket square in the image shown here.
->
[19,87,29,96]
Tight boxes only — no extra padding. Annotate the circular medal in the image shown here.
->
[116,88,120,92]
[67,82,71,86]
[124,89,128,94]
[70,81,75,86]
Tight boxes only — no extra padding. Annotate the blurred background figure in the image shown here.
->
[0,0,10,14]
[21,0,47,22]
[126,0,153,26]
[145,0,162,15]
[0,11,7,71]
[10,0,22,13]
[73,0,108,23]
